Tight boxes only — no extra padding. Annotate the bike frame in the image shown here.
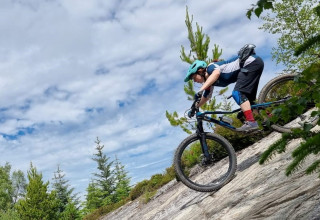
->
[194,97,290,161]
[195,98,290,131]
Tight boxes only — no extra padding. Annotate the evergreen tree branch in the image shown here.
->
[306,160,320,175]
[294,34,320,56]
[259,137,288,164]
[259,133,295,165]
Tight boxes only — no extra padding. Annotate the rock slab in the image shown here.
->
[102,125,320,220]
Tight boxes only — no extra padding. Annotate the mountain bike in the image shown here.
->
[174,73,319,192]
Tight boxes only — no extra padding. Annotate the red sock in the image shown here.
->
[244,110,255,122]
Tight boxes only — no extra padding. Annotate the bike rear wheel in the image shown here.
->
[174,133,237,192]
[257,73,318,133]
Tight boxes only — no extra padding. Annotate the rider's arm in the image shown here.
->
[199,69,220,92]
[197,96,210,108]
[197,86,214,108]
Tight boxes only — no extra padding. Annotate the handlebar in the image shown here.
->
[187,91,203,118]
[188,101,198,118]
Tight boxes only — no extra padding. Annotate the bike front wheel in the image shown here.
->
[174,133,237,192]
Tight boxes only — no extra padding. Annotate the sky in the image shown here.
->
[0,0,283,200]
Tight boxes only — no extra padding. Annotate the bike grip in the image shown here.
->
[188,106,197,118]
[187,110,194,118]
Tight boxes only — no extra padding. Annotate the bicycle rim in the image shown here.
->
[174,133,236,192]
[257,74,318,133]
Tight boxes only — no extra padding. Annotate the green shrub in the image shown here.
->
[83,199,128,220]
[149,174,163,188]
[129,180,149,201]
[0,209,20,220]
[128,167,177,203]
[141,191,157,204]
[161,166,176,184]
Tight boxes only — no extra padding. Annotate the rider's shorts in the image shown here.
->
[234,56,264,101]
[232,90,249,105]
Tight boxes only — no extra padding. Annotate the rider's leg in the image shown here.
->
[233,57,264,131]
[232,91,256,126]
[237,102,258,132]
[240,100,251,111]
[240,100,255,122]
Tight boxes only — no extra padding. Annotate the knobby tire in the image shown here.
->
[257,73,318,133]
[174,133,237,192]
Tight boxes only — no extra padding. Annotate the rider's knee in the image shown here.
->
[232,90,248,105]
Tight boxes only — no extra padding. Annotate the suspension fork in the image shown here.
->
[196,119,210,160]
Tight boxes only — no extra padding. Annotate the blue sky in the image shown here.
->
[0,0,283,200]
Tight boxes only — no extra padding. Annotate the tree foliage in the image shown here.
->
[15,163,59,220]
[85,138,114,211]
[295,4,320,57]
[85,181,103,211]
[113,155,131,202]
[258,2,320,177]
[0,163,13,211]
[0,208,20,220]
[52,165,81,219]
[85,138,131,213]
[0,163,26,212]
[166,7,228,134]
[260,61,320,175]
[11,170,26,205]
[92,138,115,197]
[180,7,222,64]
[60,200,81,220]
[259,0,320,71]
[247,0,274,19]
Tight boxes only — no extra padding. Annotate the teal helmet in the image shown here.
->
[184,60,207,82]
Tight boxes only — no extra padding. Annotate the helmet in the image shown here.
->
[184,60,207,82]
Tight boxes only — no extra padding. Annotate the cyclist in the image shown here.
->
[184,45,264,132]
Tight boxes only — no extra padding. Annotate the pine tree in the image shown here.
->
[0,163,13,211]
[85,181,103,211]
[180,7,212,63]
[93,138,114,194]
[60,200,81,220]
[166,7,227,134]
[15,163,59,220]
[113,155,131,202]
[52,165,80,218]
[85,137,115,210]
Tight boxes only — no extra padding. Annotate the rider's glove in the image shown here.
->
[194,91,202,101]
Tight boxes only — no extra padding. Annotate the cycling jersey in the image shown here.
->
[203,55,260,98]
